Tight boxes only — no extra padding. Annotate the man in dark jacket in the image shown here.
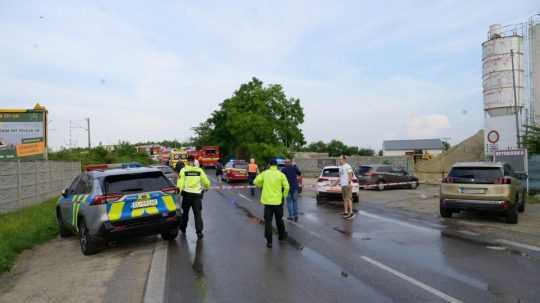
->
[281,160,302,222]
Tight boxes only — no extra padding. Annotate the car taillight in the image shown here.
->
[161,186,180,194]
[442,177,454,183]
[495,177,512,185]
[93,194,122,205]
[318,177,329,182]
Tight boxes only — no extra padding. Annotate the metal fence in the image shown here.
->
[528,155,540,194]
[0,161,81,214]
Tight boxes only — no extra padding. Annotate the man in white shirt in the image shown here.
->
[339,155,355,220]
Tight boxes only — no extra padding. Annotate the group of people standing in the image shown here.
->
[174,155,354,248]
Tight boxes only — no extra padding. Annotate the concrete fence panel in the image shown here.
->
[0,160,81,214]
[294,156,414,178]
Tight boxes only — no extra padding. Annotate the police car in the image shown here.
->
[316,166,359,204]
[56,166,181,255]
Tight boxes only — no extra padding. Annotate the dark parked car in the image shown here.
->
[355,164,419,190]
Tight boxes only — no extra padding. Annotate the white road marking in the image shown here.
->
[238,193,253,202]
[361,256,464,303]
[143,241,168,303]
[358,210,438,234]
[495,239,540,252]
[458,230,480,237]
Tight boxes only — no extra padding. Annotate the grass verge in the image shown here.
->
[0,197,58,273]
[528,194,540,204]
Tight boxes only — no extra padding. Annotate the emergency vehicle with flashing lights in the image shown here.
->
[198,146,220,168]
[222,159,249,183]
[169,148,188,168]
[316,166,359,204]
[56,164,181,255]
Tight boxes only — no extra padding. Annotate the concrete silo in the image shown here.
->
[483,24,526,156]
[530,17,540,123]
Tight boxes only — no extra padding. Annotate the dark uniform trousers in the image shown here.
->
[180,191,203,233]
[264,204,286,243]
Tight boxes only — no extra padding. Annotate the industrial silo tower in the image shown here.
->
[529,15,540,123]
[483,24,527,156]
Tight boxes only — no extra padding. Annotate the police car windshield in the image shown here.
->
[103,172,171,194]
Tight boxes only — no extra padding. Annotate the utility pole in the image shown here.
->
[86,118,91,148]
[510,49,521,148]
[69,120,72,148]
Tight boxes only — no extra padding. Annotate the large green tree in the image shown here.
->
[192,77,305,163]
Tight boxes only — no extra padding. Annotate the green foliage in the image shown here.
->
[49,142,155,167]
[442,141,450,151]
[191,77,305,163]
[522,125,540,155]
[302,140,375,157]
[0,198,58,272]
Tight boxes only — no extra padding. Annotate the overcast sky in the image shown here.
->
[1,1,538,150]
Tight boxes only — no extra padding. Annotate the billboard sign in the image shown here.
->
[0,107,47,160]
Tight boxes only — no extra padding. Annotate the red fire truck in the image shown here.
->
[198,146,220,168]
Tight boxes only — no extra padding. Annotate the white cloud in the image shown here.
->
[407,114,450,139]
[0,1,536,150]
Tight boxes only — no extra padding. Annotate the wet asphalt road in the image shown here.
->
[165,175,540,303]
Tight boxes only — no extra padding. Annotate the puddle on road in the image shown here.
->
[333,227,372,240]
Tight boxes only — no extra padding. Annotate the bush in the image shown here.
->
[49,142,155,167]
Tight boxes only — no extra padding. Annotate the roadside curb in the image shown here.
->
[441,229,540,259]
[143,240,168,303]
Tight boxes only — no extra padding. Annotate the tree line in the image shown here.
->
[190,77,375,162]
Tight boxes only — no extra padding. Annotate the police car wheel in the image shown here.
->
[79,220,100,255]
[161,228,179,241]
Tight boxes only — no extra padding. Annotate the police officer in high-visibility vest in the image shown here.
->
[177,155,211,239]
[254,158,290,248]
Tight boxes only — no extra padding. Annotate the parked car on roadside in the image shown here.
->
[222,159,249,183]
[316,166,359,204]
[56,167,181,255]
[355,164,419,190]
[151,164,178,184]
[439,162,527,224]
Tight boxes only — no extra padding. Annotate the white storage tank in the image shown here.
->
[482,24,525,155]
[532,22,540,123]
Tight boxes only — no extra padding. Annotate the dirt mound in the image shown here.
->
[415,130,485,184]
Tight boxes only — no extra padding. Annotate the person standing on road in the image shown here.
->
[254,158,290,248]
[248,158,259,196]
[215,161,224,184]
[177,155,211,239]
[339,155,355,220]
[281,159,302,222]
